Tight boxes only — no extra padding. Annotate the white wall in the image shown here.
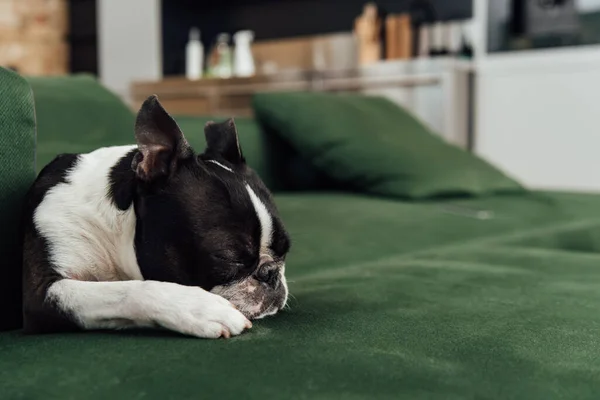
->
[475,46,600,192]
[363,58,470,149]
[97,0,162,105]
[579,0,600,12]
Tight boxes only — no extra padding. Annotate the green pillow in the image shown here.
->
[252,92,524,199]
[27,74,135,172]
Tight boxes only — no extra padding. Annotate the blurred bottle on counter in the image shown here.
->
[186,27,203,80]
[458,20,475,59]
[417,24,431,58]
[354,3,382,65]
[208,33,233,78]
[445,21,463,57]
[423,19,476,59]
[429,22,447,57]
[385,13,412,60]
[421,20,470,58]
[233,30,256,77]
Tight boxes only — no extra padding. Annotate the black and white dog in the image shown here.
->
[21,95,290,338]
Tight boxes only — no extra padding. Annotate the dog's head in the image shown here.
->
[129,95,290,319]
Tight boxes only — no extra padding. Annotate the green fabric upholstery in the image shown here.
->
[2,191,600,398]
[0,68,36,331]
[253,92,524,199]
[26,74,135,172]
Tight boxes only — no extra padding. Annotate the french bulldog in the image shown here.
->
[21,95,290,338]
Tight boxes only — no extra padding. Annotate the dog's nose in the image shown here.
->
[254,262,278,287]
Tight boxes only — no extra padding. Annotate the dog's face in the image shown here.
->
[130,96,290,319]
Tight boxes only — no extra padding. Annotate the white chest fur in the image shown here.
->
[34,145,143,282]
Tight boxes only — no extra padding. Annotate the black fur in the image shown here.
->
[133,95,190,182]
[108,149,137,210]
[204,118,245,165]
[22,154,81,333]
[130,141,290,290]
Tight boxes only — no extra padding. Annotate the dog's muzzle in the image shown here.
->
[211,254,288,319]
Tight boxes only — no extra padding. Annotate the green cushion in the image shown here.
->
[0,68,36,330]
[253,92,524,199]
[27,74,135,172]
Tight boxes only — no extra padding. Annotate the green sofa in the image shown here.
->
[2,69,600,399]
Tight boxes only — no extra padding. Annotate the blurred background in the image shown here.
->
[2,0,600,192]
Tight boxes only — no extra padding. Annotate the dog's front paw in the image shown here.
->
[143,282,252,338]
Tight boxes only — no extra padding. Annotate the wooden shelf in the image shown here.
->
[130,58,466,116]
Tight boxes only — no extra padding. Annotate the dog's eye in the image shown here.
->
[212,253,255,271]
[212,253,236,263]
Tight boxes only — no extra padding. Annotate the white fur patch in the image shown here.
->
[280,264,289,308]
[253,306,279,320]
[245,184,273,251]
[47,279,250,337]
[206,159,233,172]
[34,145,142,282]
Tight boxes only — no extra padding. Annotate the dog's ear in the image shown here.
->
[204,118,245,165]
[133,95,190,181]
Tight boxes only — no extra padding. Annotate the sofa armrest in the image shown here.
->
[0,67,37,331]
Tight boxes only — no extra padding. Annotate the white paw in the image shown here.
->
[141,281,252,338]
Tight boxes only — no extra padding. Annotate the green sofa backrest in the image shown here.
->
[0,68,37,331]
[27,75,328,192]
[26,74,135,172]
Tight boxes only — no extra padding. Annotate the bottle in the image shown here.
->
[233,30,255,77]
[418,24,431,58]
[430,22,447,57]
[459,20,475,59]
[446,21,462,57]
[209,33,232,78]
[186,27,203,80]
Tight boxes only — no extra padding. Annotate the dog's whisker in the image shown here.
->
[285,293,299,308]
